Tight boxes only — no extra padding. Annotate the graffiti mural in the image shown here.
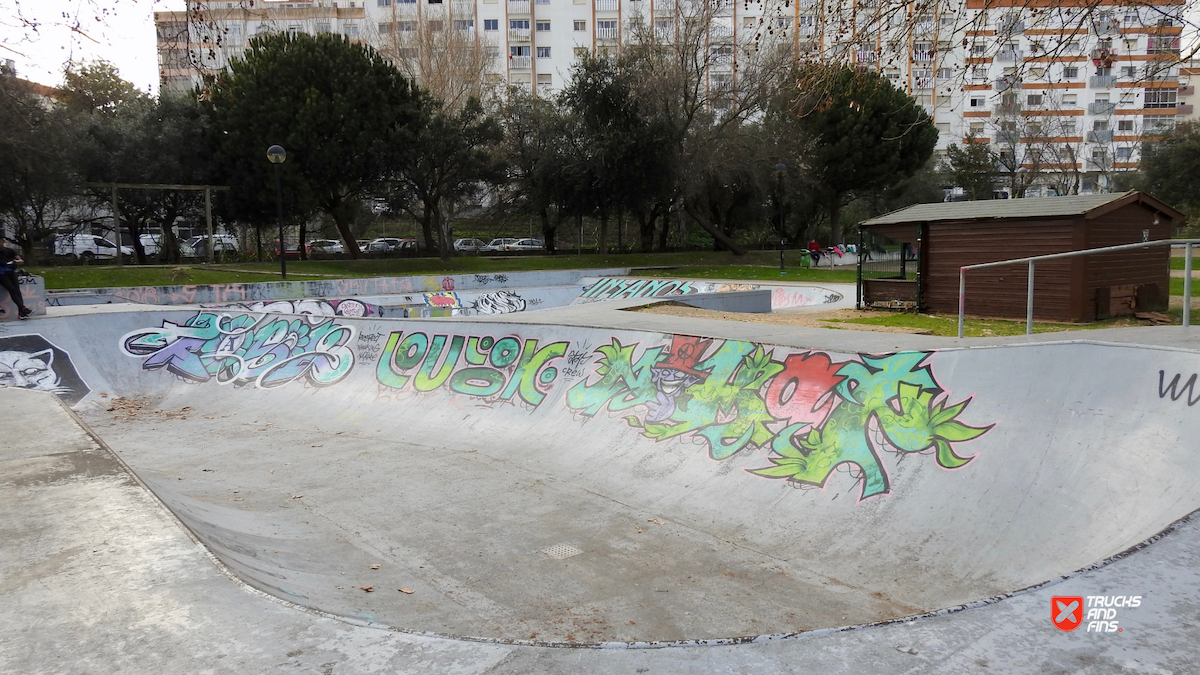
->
[121,311,356,388]
[0,334,90,404]
[376,331,568,407]
[207,298,381,318]
[566,336,993,501]
[576,278,702,304]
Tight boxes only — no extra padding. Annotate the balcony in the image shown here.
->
[1092,19,1120,35]
[710,24,733,39]
[994,103,1022,116]
[1090,75,1116,88]
[508,28,530,41]
[854,50,879,65]
[912,50,935,62]
[997,49,1022,62]
[1180,104,1195,115]
[452,0,474,14]
[1086,159,1110,171]
[997,20,1024,34]
[1087,130,1114,143]
[596,0,618,10]
[992,133,1017,145]
[509,55,531,69]
[654,27,673,41]
[994,76,1021,91]
[914,76,933,89]
[597,26,619,40]
[508,0,530,13]
[1089,101,1117,115]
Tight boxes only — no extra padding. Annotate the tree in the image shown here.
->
[788,65,938,244]
[207,32,421,258]
[1136,121,1200,233]
[943,136,998,200]
[369,10,496,112]
[0,74,85,256]
[496,89,572,253]
[60,61,148,115]
[385,95,505,261]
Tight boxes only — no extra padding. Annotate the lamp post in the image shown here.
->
[267,145,287,279]
[774,163,787,274]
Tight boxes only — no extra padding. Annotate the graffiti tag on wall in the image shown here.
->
[577,278,699,303]
[566,336,993,501]
[1159,370,1200,407]
[121,311,356,388]
[207,298,381,318]
[376,331,568,407]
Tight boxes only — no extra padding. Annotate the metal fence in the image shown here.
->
[957,239,1199,338]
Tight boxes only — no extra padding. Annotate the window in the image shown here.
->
[800,15,815,27]
[937,67,953,79]
[1144,116,1176,134]
[1145,89,1177,108]
[936,122,951,134]
[971,66,988,81]
[398,47,417,58]
[969,121,985,134]
[511,46,530,56]
[969,96,986,108]
[1061,120,1076,134]
[1027,122,1043,137]
[484,19,499,30]
[1027,94,1043,106]
[226,25,242,42]
[538,73,553,85]
[315,23,331,33]
[428,20,443,31]
[287,25,303,36]
[971,42,986,56]
[1123,11,1140,25]
[574,20,586,31]
[1117,147,1134,160]
[378,22,394,32]
[1121,66,1138,79]
[574,46,589,57]
[1029,67,1046,79]
[398,21,416,31]
[1093,120,1109,131]
[378,0,391,5]
[1120,92,1135,104]
[743,17,755,27]
[487,46,501,58]
[1065,42,1080,54]
[1062,94,1077,105]
[453,20,474,30]
[1118,119,1135,131]
[537,46,551,57]
[1063,67,1078,79]
[1091,147,1107,162]
[536,20,550,31]
[343,23,359,36]
[511,20,530,30]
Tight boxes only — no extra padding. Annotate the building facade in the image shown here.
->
[156,1,1192,195]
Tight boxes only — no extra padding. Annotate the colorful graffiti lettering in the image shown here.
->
[207,298,380,318]
[121,311,356,389]
[566,337,992,501]
[577,278,698,303]
[376,331,568,407]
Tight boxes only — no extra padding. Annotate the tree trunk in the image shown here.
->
[638,210,655,253]
[540,206,556,254]
[298,219,308,261]
[829,199,843,245]
[598,212,609,255]
[657,203,672,252]
[690,214,746,255]
[331,209,362,259]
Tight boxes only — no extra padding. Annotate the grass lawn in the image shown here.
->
[828,311,1167,337]
[28,250,853,289]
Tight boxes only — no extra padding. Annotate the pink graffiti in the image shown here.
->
[771,288,815,309]
[442,277,456,291]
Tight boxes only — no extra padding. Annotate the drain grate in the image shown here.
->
[541,544,584,560]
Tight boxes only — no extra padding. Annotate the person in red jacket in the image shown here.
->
[807,239,822,265]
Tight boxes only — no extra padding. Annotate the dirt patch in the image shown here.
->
[104,395,192,421]
[629,303,934,334]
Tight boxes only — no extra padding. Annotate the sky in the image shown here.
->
[0,0,185,94]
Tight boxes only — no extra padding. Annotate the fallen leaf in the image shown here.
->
[647,518,665,525]
[291,495,303,499]
[312,444,323,448]
[359,586,374,592]
[398,588,414,594]
[369,564,380,570]
[202,468,213,472]
[636,527,644,534]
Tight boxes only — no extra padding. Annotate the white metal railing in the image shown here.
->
[597,26,619,39]
[508,28,530,41]
[509,0,531,13]
[596,0,618,10]
[957,239,1199,338]
[509,55,532,69]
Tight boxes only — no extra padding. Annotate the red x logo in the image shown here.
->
[1052,596,1084,631]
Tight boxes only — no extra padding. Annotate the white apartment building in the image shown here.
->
[156,1,1192,195]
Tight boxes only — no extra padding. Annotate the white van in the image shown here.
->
[54,234,133,260]
[181,235,239,258]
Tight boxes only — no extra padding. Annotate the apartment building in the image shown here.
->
[156,1,1190,194]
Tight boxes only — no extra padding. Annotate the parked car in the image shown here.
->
[182,234,239,258]
[54,233,133,260]
[506,238,545,251]
[454,238,487,252]
[356,240,371,252]
[307,239,345,254]
[139,234,162,256]
[367,237,403,253]
[274,242,303,258]
[482,238,518,252]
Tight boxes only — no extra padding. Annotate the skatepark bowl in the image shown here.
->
[4,270,1200,662]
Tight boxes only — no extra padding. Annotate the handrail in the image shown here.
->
[957,239,1199,338]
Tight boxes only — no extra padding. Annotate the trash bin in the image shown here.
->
[800,252,811,268]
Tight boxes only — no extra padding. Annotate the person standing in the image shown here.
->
[0,235,32,319]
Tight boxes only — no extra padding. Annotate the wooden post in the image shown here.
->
[205,187,215,264]
[111,184,122,267]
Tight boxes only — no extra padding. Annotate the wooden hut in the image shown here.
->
[856,191,1184,322]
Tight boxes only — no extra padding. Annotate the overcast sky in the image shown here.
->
[0,0,184,94]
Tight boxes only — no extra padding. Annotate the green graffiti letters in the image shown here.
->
[376,331,568,407]
[566,336,993,501]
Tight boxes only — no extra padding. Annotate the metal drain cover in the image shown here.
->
[541,544,583,560]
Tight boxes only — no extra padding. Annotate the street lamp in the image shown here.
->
[267,145,287,279]
[774,163,787,274]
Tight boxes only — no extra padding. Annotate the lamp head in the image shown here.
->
[267,145,287,164]
[775,163,787,172]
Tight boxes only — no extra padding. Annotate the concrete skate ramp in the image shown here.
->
[10,309,1200,644]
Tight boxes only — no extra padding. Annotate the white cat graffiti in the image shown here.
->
[0,335,90,404]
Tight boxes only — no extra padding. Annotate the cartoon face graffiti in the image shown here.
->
[0,335,91,404]
[646,336,711,423]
